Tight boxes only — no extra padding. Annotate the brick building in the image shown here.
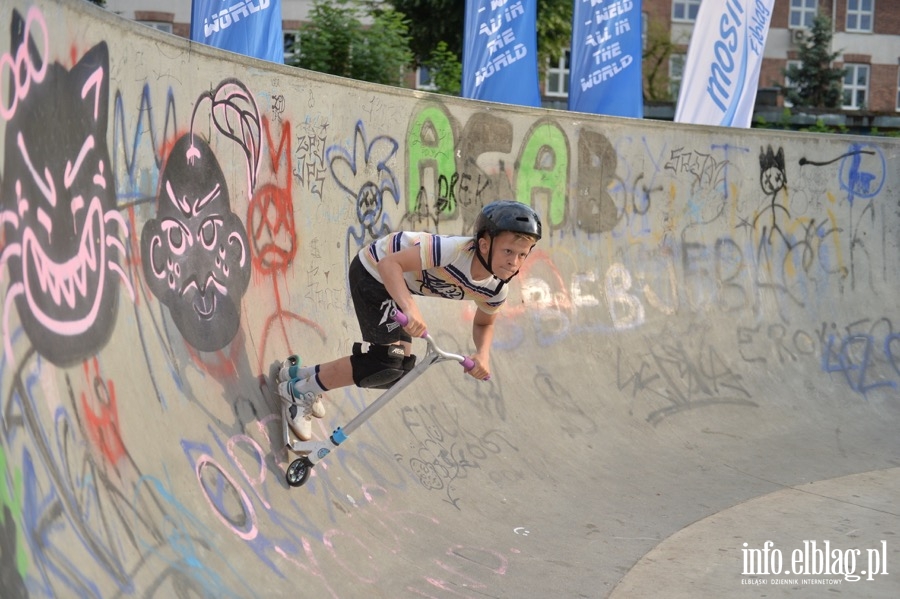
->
[639,0,900,127]
[105,0,900,128]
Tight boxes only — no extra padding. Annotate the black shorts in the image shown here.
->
[349,255,412,345]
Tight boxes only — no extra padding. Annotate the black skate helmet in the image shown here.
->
[475,200,542,241]
[473,200,542,282]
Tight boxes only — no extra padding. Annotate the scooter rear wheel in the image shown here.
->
[286,457,312,487]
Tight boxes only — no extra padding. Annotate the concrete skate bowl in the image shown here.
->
[1,1,898,597]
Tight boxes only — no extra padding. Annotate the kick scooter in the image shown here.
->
[279,309,477,488]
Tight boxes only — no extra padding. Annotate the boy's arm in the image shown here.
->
[376,246,426,337]
[469,307,497,381]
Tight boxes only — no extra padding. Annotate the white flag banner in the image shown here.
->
[674,0,774,128]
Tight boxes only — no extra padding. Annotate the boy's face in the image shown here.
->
[478,231,536,280]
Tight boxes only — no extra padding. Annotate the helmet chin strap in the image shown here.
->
[476,236,518,284]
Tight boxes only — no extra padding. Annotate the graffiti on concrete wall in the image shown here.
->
[327,119,400,265]
[0,9,133,367]
[1,2,899,597]
[140,81,254,352]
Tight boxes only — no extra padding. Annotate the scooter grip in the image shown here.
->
[391,308,428,337]
[460,358,490,380]
[391,309,408,326]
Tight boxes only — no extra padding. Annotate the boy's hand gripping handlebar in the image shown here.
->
[391,308,478,373]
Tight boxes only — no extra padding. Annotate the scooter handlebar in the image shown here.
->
[390,308,412,330]
[391,309,479,374]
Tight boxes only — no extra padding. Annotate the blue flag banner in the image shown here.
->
[674,0,775,127]
[190,0,284,64]
[462,0,541,107]
[568,0,643,117]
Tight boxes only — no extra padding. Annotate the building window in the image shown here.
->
[416,66,437,91]
[284,31,298,63]
[669,54,685,99]
[783,60,802,107]
[842,63,869,109]
[139,21,172,34]
[846,0,874,32]
[672,0,701,22]
[545,51,569,98]
[789,0,817,28]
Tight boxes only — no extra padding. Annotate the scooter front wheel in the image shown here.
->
[286,457,312,487]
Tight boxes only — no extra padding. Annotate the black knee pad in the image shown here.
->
[351,343,409,389]
[369,354,417,390]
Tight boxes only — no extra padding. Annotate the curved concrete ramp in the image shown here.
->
[0,1,898,597]
[610,467,900,597]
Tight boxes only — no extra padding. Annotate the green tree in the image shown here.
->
[535,0,573,74]
[353,6,415,86]
[422,41,462,95]
[289,2,358,76]
[384,0,461,65]
[642,19,678,101]
[292,0,413,87]
[782,15,845,109]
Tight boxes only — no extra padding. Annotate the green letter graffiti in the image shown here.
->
[407,105,456,215]
[516,120,569,228]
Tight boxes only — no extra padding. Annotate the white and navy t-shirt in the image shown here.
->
[359,232,507,314]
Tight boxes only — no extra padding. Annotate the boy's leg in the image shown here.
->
[346,256,416,387]
[312,356,355,389]
[281,256,412,439]
[284,355,354,392]
[286,340,412,395]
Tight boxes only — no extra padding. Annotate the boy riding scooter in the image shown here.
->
[277,200,542,442]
